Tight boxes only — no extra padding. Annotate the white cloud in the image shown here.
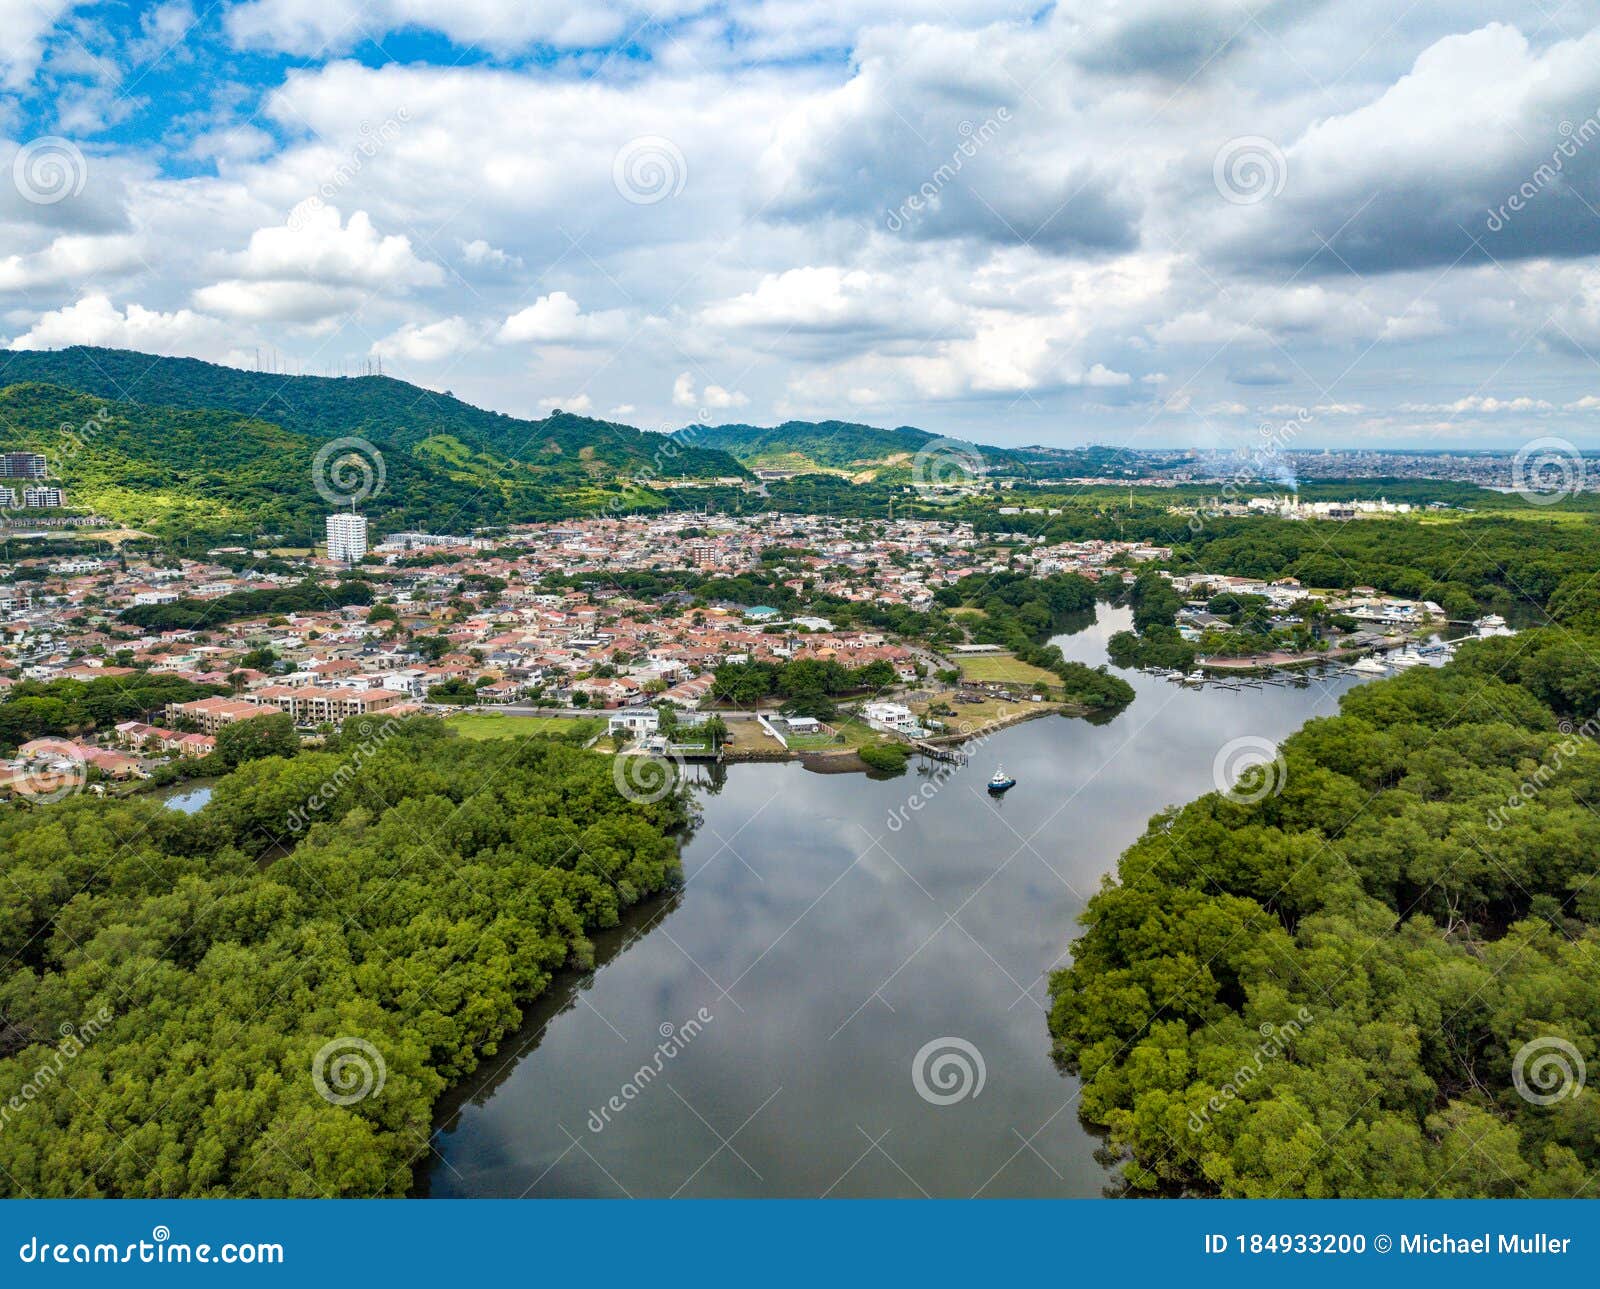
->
[460,238,522,270]
[5,294,231,356]
[371,317,477,363]
[673,372,748,411]
[191,279,364,323]
[0,0,76,89]
[0,234,145,292]
[221,204,442,288]
[538,393,594,414]
[498,292,627,345]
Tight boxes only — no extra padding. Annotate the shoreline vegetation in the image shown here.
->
[1047,621,1600,1198]
[0,720,687,1197]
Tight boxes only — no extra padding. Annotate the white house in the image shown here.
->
[608,707,661,736]
[861,700,921,736]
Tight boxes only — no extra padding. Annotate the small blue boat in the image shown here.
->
[987,765,1016,794]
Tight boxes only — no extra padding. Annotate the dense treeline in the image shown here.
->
[969,488,1600,623]
[0,720,684,1196]
[120,580,374,629]
[937,573,1134,709]
[1048,630,1600,1196]
[710,657,898,710]
[0,674,226,750]
[0,348,742,476]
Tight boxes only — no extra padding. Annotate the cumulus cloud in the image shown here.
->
[0,234,146,292]
[220,205,442,288]
[498,292,627,345]
[7,5,1600,443]
[5,294,231,356]
[673,372,748,410]
[371,317,478,363]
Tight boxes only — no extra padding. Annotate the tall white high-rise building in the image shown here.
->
[326,512,368,562]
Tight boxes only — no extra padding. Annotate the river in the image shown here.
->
[419,603,1398,1197]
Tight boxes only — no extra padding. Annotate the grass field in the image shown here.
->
[445,712,604,741]
[956,654,1059,686]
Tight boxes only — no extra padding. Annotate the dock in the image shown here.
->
[913,740,969,765]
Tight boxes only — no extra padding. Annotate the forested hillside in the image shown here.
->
[0,720,684,1197]
[0,346,743,477]
[1049,627,1600,1196]
[0,380,733,539]
[0,384,509,540]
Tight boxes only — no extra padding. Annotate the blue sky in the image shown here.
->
[6,2,1600,451]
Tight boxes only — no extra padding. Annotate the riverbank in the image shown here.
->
[426,602,1380,1197]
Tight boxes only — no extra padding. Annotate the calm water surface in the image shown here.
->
[426,605,1375,1198]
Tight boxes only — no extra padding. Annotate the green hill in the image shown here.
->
[0,382,717,541]
[677,420,942,474]
[0,346,744,480]
[674,419,1154,481]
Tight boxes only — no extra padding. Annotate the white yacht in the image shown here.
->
[1349,655,1388,675]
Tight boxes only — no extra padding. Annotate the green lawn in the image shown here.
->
[956,654,1058,686]
[445,712,604,742]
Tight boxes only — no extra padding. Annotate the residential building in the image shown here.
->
[327,512,369,562]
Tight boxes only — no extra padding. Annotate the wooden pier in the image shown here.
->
[913,740,969,765]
